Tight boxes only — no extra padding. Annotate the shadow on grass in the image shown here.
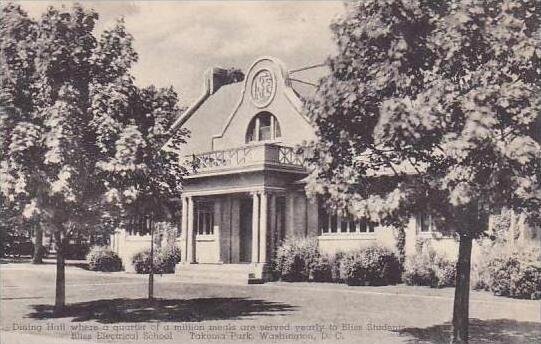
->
[2,296,45,300]
[397,318,541,344]
[0,258,89,269]
[28,297,296,323]
[0,258,32,264]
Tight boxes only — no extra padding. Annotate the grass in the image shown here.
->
[1,263,539,344]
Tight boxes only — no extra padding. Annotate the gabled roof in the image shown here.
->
[180,82,244,155]
[179,58,329,155]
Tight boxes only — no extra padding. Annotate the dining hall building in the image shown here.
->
[111,56,540,283]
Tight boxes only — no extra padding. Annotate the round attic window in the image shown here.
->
[250,69,276,108]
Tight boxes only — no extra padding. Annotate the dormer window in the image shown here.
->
[246,112,281,143]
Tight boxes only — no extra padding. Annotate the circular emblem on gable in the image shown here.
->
[250,69,276,108]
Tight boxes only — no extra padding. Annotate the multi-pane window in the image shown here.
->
[126,216,152,236]
[417,212,433,233]
[195,201,214,235]
[246,112,281,143]
[319,202,376,235]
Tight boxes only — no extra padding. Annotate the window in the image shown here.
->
[417,212,433,233]
[319,201,376,235]
[126,216,152,236]
[246,112,281,143]
[195,201,214,235]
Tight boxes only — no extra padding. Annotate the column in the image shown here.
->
[214,200,221,262]
[269,193,276,258]
[270,116,275,139]
[286,193,295,238]
[259,191,268,263]
[181,196,188,263]
[255,117,261,141]
[251,192,260,263]
[186,196,196,263]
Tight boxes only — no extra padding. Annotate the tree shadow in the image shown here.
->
[2,296,45,300]
[397,318,541,344]
[28,297,296,323]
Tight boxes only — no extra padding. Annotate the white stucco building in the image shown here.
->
[111,56,539,283]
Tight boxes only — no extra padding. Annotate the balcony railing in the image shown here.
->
[184,143,310,175]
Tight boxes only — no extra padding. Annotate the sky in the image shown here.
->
[16,1,345,106]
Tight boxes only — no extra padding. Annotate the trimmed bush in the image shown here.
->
[310,256,333,282]
[132,249,153,274]
[473,243,541,299]
[340,246,401,286]
[155,245,182,274]
[132,245,182,274]
[402,249,456,288]
[402,254,435,286]
[330,251,346,282]
[87,246,123,272]
[273,237,319,282]
[488,249,541,299]
[433,259,456,288]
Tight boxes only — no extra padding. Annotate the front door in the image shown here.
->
[239,198,252,262]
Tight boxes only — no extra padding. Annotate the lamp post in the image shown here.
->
[147,214,154,300]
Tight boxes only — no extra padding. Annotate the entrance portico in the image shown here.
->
[180,188,284,265]
[173,57,318,283]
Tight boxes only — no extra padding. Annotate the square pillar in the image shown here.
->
[181,196,188,263]
[259,191,268,263]
[214,200,222,263]
[186,197,196,263]
[251,192,260,263]
[269,193,277,256]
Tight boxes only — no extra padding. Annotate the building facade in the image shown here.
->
[111,56,539,282]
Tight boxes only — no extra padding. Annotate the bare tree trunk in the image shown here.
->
[451,234,473,344]
[32,225,43,264]
[54,232,66,314]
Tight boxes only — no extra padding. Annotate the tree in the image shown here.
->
[0,3,186,313]
[307,1,540,343]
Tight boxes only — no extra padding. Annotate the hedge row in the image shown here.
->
[272,237,401,286]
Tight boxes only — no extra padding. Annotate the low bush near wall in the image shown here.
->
[340,246,401,286]
[402,249,456,288]
[310,256,333,282]
[132,245,182,274]
[155,245,182,274]
[87,246,123,272]
[473,243,541,299]
[272,237,319,282]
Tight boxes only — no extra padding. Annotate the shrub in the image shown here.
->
[340,246,401,286]
[402,249,456,288]
[511,262,541,300]
[155,245,182,274]
[273,237,319,282]
[87,246,123,272]
[433,259,456,288]
[132,249,153,274]
[132,245,182,274]
[402,253,435,286]
[472,242,541,299]
[487,247,541,299]
[310,256,333,282]
[330,251,345,282]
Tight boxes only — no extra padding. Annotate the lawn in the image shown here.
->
[1,263,540,344]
